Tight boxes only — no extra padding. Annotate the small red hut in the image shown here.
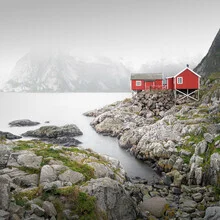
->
[166,66,201,101]
[131,73,163,91]
[166,67,201,90]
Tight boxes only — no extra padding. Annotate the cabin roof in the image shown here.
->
[166,67,201,78]
[131,73,162,81]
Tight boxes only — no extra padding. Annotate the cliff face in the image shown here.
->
[194,29,220,77]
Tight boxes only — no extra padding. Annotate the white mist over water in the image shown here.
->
[0,92,158,181]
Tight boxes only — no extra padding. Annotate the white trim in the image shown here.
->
[166,76,174,79]
[173,67,201,78]
[136,80,142,86]
[177,77,183,84]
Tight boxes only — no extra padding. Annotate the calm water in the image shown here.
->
[0,92,157,181]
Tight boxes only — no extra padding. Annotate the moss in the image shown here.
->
[17,166,40,174]
[182,155,191,164]
[54,186,98,220]
[176,115,188,120]
[14,188,39,207]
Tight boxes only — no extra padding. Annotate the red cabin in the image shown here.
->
[166,67,201,90]
[131,73,163,91]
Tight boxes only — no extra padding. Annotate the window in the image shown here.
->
[177,77,183,84]
[136,81,142,86]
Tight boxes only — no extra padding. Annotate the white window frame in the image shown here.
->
[136,81,142,86]
[177,77,183,84]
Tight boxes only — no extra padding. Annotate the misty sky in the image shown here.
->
[0,0,219,81]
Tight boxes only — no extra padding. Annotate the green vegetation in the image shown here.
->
[14,188,39,207]
[17,166,41,175]
[13,140,95,181]
[176,115,188,120]
[14,186,99,220]
[35,148,95,181]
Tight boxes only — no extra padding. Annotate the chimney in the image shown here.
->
[186,64,189,68]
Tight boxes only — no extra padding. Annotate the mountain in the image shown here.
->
[194,29,220,76]
[2,50,130,92]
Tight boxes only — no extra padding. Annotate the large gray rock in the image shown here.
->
[22,124,83,138]
[87,162,114,178]
[9,119,40,127]
[0,131,21,140]
[94,117,124,137]
[195,140,208,155]
[22,124,83,146]
[58,170,85,184]
[31,204,45,217]
[42,201,57,217]
[204,133,214,143]
[139,196,168,218]
[0,210,10,219]
[0,176,10,210]
[205,206,220,220]
[40,165,57,185]
[17,153,42,169]
[81,177,137,220]
[180,199,197,213]
[13,174,39,188]
[0,146,10,169]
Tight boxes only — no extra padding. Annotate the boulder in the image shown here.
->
[180,199,197,213]
[0,176,10,210]
[195,140,208,155]
[58,170,85,184]
[9,119,40,127]
[94,117,123,137]
[0,210,10,219]
[204,133,214,143]
[40,165,57,185]
[80,177,137,220]
[31,204,45,217]
[87,162,114,178]
[42,201,57,217]
[0,131,21,140]
[204,206,220,220]
[13,174,39,187]
[192,192,203,202]
[22,124,83,146]
[17,153,42,169]
[139,196,168,218]
[22,124,83,138]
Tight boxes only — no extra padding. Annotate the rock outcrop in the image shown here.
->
[0,131,21,140]
[22,124,83,146]
[9,119,40,127]
[0,140,131,219]
[194,29,220,77]
[81,177,137,220]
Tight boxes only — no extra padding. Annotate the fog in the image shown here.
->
[0,0,219,82]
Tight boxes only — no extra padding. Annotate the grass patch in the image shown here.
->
[14,188,39,207]
[35,148,94,181]
[176,115,188,120]
[17,166,40,174]
[52,186,99,220]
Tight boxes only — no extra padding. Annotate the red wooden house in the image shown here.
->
[166,67,200,90]
[131,73,163,91]
[166,66,201,101]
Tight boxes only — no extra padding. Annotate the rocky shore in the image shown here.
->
[0,140,136,220]
[84,77,220,219]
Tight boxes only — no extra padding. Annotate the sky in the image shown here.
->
[0,0,219,81]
